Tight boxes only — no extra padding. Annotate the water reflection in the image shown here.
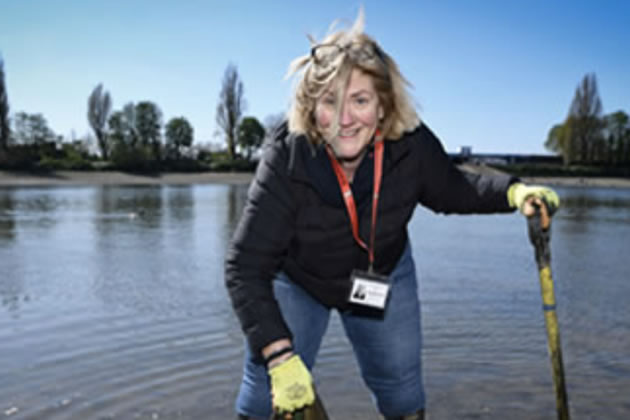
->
[219,184,249,247]
[91,186,170,314]
[0,190,28,315]
[9,189,63,233]
[0,241,27,314]
[92,186,165,231]
[166,186,194,223]
[558,186,630,220]
[0,189,16,241]
[227,184,248,227]
[562,194,630,208]
[0,184,628,419]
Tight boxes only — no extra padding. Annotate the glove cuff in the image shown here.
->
[264,345,294,367]
[507,182,524,208]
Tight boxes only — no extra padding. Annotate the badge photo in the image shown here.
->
[348,270,391,310]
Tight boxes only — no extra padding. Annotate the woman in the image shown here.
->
[225,10,558,420]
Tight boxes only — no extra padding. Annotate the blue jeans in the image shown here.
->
[235,243,424,418]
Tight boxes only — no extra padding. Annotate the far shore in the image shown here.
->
[1,169,630,188]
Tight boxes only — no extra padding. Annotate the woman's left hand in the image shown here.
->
[508,183,560,216]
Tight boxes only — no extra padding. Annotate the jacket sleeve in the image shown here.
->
[416,124,519,214]
[225,125,296,362]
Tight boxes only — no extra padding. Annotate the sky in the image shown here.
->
[1,0,628,154]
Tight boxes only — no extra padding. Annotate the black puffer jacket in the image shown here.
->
[225,122,517,358]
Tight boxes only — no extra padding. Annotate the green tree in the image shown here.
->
[13,112,56,144]
[603,110,630,165]
[216,63,245,161]
[108,102,164,171]
[546,120,579,166]
[108,104,140,169]
[87,83,112,160]
[165,117,193,160]
[545,123,566,154]
[136,101,162,161]
[13,112,30,144]
[0,56,10,154]
[108,111,126,145]
[237,116,265,161]
[108,103,138,147]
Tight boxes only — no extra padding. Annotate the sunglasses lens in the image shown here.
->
[350,43,375,61]
[313,45,340,67]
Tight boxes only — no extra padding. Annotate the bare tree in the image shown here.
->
[216,63,245,160]
[567,73,603,163]
[88,83,112,160]
[0,56,10,155]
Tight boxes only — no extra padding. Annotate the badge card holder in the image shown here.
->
[347,269,391,318]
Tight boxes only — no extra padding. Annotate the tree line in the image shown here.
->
[0,56,274,172]
[1,54,628,173]
[545,73,630,166]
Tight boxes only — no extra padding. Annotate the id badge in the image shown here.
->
[348,269,391,310]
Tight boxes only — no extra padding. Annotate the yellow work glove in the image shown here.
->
[268,355,315,413]
[507,182,560,215]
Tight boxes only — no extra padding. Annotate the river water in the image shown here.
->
[1,184,629,419]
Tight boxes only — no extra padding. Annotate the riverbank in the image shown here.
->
[1,169,630,188]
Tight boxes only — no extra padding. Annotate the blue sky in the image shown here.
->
[1,0,628,154]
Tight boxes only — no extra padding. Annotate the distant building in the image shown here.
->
[450,146,562,166]
[458,146,472,159]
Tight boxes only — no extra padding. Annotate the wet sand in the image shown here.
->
[457,163,630,188]
[520,175,630,188]
[0,170,254,187]
[1,169,630,188]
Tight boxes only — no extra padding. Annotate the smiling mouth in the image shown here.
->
[338,129,360,138]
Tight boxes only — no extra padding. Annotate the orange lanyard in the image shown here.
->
[325,135,384,272]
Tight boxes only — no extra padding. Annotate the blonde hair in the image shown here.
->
[286,8,420,143]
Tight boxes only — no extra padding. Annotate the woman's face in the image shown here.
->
[315,68,383,163]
